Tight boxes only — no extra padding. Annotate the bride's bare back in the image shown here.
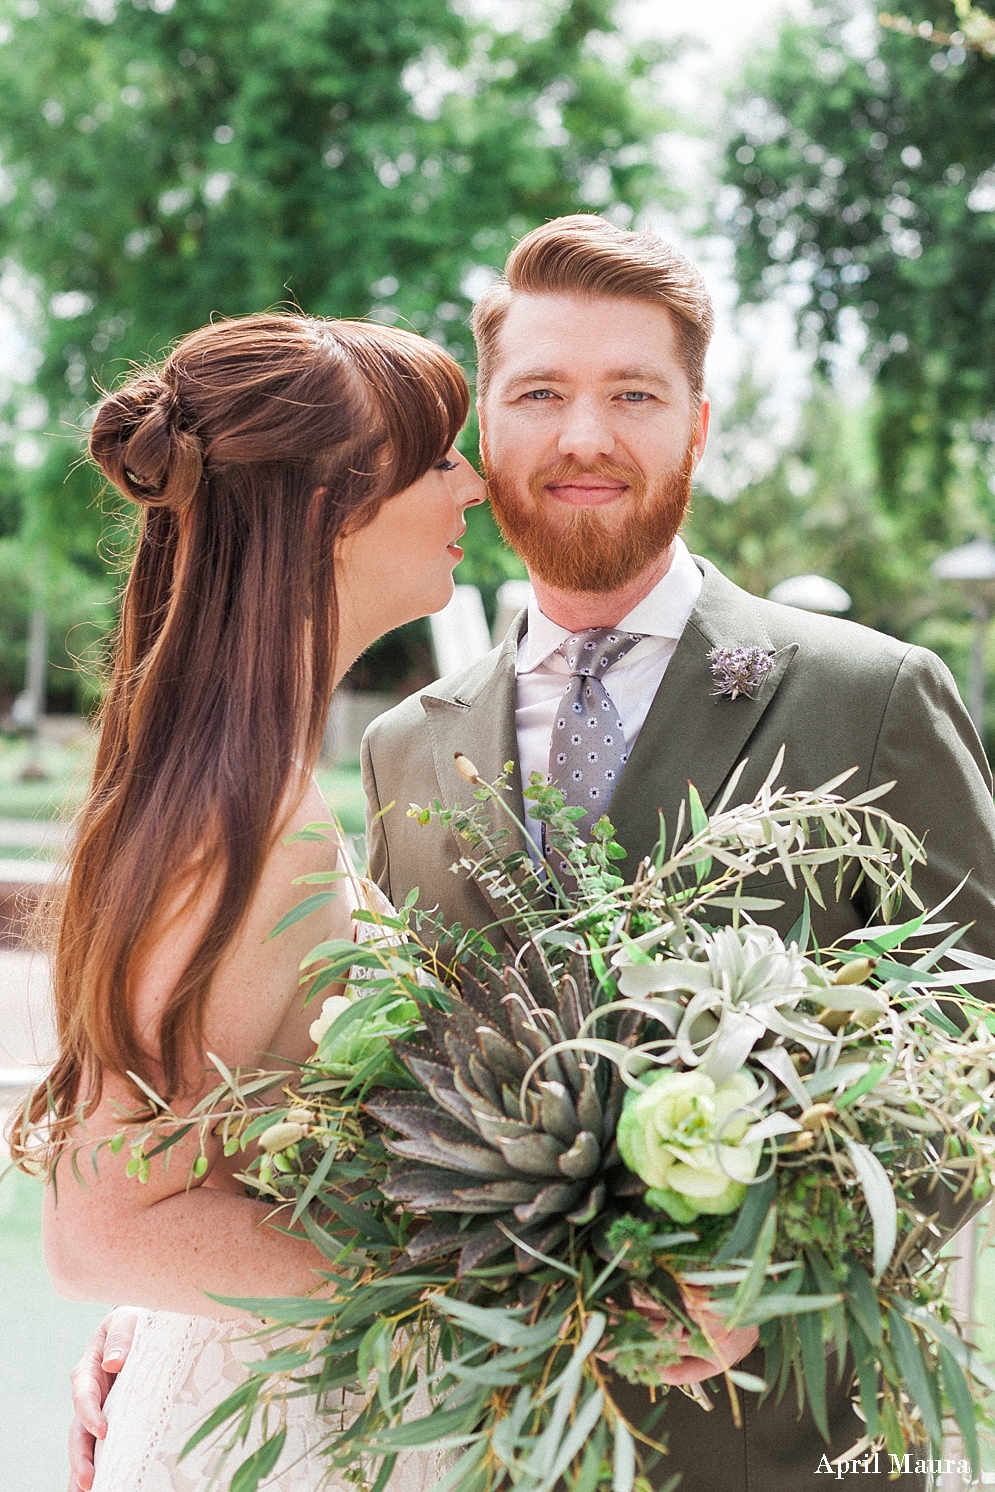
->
[44,776,357,1314]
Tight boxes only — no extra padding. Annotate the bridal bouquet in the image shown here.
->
[109,749,995,1491]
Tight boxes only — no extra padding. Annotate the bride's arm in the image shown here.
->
[44,782,358,1319]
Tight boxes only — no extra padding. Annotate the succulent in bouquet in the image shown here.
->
[93,747,995,1491]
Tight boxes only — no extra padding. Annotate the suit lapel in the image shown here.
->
[609,559,797,869]
[418,565,797,912]
[420,613,533,923]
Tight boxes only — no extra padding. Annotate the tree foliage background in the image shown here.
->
[0,0,672,704]
[699,0,995,740]
[3,0,995,740]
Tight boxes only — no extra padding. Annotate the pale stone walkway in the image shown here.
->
[0,818,68,852]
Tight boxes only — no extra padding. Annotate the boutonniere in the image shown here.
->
[707,645,776,700]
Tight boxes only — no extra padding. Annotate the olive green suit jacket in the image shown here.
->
[361,557,995,1492]
[363,558,995,960]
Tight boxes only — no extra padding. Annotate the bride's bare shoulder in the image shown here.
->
[131,773,352,1073]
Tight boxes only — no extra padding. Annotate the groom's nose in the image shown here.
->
[556,396,616,465]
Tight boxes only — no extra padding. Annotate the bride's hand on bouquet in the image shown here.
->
[67,1307,138,1491]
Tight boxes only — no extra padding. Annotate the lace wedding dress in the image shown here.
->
[91,1309,447,1491]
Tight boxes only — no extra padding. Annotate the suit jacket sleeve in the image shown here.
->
[867,645,995,960]
[360,728,392,904]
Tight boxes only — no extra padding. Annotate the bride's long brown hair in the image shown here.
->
[15,313,467,1153]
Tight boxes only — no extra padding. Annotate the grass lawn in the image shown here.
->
[315,761,367,837]
[0,733,367,836]
[0,1167,109,1492]
[0,738,95,823]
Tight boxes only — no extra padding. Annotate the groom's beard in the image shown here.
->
[484,442,694,594]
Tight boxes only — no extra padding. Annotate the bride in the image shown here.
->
[12,312,483,1489]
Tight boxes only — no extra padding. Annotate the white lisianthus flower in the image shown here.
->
[617,1068,763,1223]
[309,994,353,1047]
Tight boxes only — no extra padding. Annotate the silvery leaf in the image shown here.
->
[835,922,953,942]
[741,1112,804,1144]
[704,896,786,910]
[763,1007,837,1046]
[846,1139,896,1281]
[610,924,676,959]
[803,1063,871,1099]
[902,967,995,987]
[674,993,723,1066]
[816,986,888,1013]
[616,961,715,997]
[753,1045,812,1109]
[943,948,995,973]
[613,1417,636,1492]
[607,994,684,1033]
[698,1009,767,1085]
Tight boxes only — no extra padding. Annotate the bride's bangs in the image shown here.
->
[333,322,469,497]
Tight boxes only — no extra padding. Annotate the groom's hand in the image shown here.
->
[67,1307,138,1491]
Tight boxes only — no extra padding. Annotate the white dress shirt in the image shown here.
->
[514,539,703,841]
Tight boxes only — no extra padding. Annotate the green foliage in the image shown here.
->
[606,1311,683,1386]
[0,453,22,540]
[82,761,995,1486]
[454,500,528,619]
[778,1170,866,1274]
[687,378,920,635]
[685,373,995,742]
[0,734,94,819]
[311,992,420,1081]
[0,0,674,698]
[720,1,995,545]
[0,0,669,393]
[0,535,113,707]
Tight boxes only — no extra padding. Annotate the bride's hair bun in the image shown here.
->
[89,371,203,510]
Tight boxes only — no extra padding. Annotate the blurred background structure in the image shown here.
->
[3,0,995,1486]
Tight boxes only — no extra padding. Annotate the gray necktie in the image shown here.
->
[548,628,643,822]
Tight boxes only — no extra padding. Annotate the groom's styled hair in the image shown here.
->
[472,214,714,402]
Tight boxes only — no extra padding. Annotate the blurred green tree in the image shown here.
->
[720,0,995,553]
[685,369,995,742]
[686,376,922,633]
[0,0,675,703]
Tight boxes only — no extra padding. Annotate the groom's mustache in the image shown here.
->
[529,456,647,505]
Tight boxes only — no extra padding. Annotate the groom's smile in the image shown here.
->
[544,471,630,507]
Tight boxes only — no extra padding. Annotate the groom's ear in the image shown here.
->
[690,398,711,471]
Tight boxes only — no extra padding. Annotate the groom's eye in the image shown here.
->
[522,389,557,400]
[618,391,653,402]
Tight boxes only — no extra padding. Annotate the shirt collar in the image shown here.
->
[517,537,703,674]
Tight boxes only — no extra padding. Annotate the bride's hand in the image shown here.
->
[67,1307,138,1491]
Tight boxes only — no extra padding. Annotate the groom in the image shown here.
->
[362,215,995,1491]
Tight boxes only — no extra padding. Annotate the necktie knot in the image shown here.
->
[559,627,643,679]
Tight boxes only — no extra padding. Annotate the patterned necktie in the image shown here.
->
[548,627,643,822]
